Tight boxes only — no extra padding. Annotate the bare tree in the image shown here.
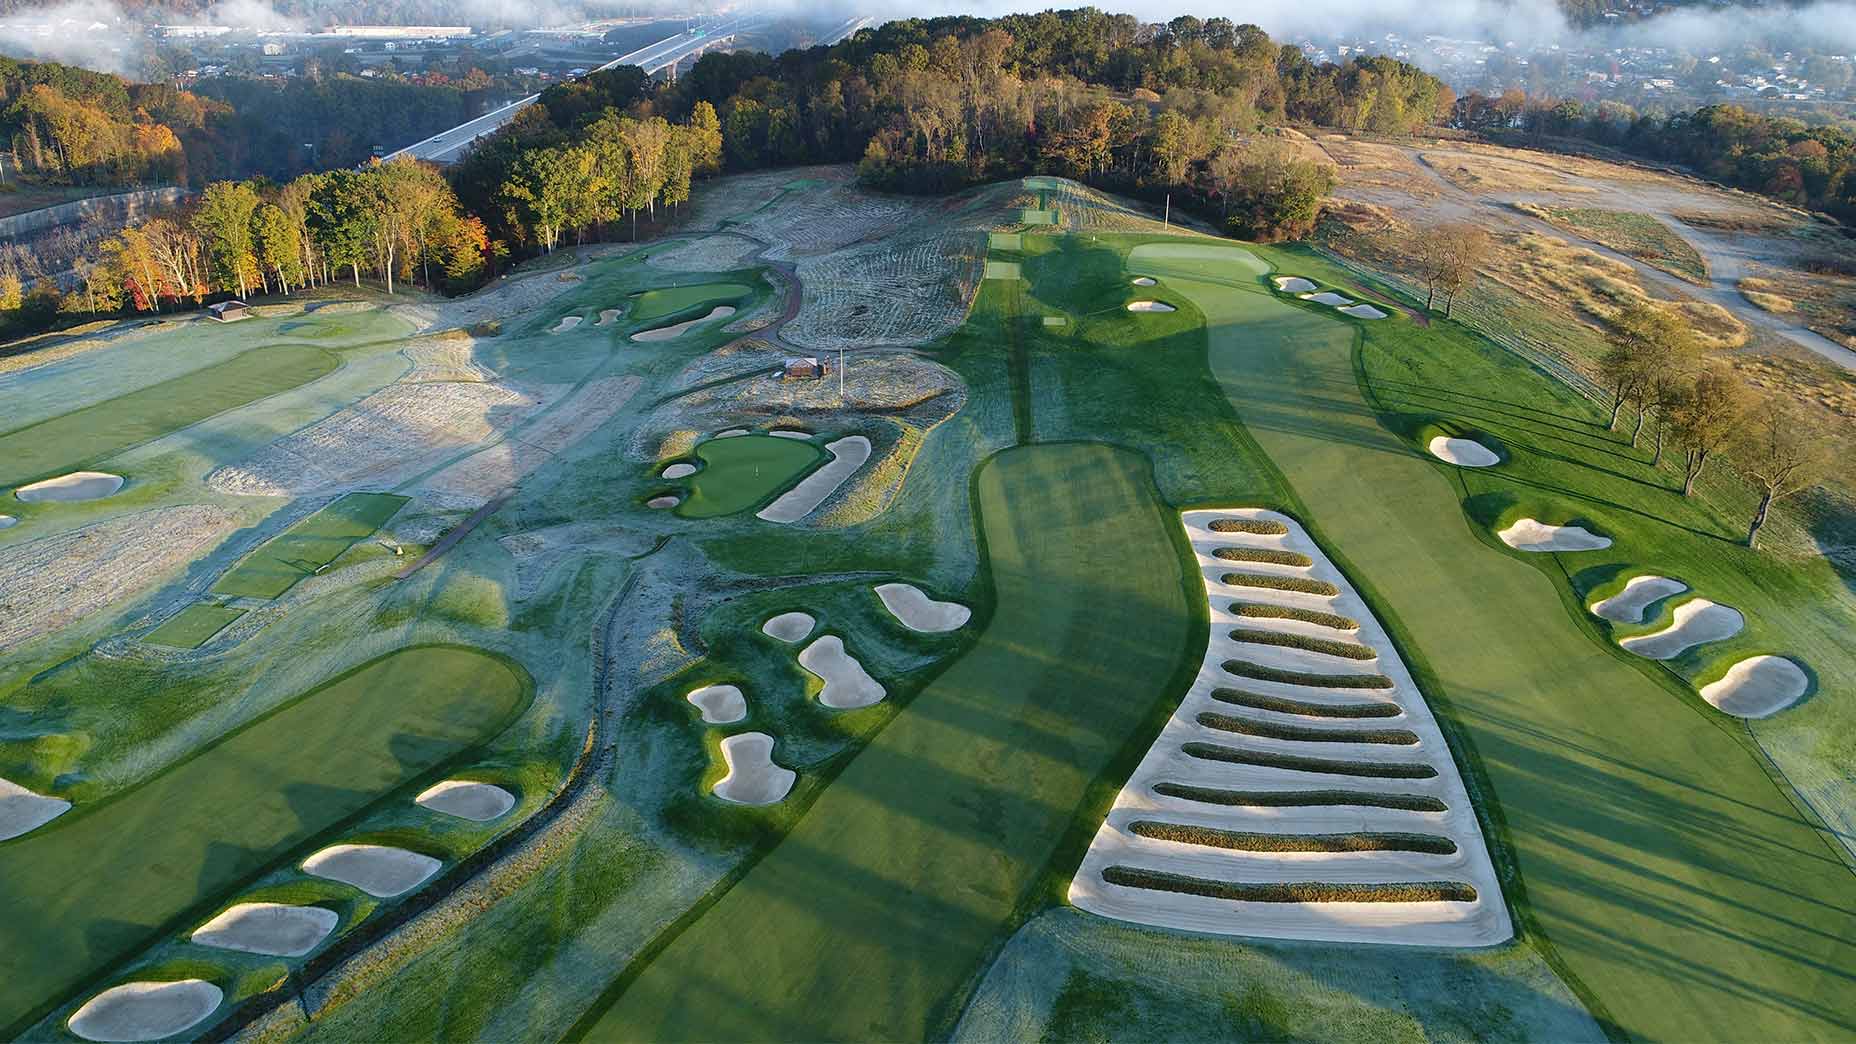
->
[1731,395,1833,549]
[1668,366,1746,496]
[1437,224,1490,318]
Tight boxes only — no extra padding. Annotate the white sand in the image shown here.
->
[1700,655,1809,718]
[1301,291,1354,306]
[415,780,516,821]
[1126,300,1176,312]
[1042,316,1069,327]
[1591,575,1690,624]
[1273,276,1317,293]
[595,308,622,326]
[16,471,124,502]
[1497,518,1611,552]
[68,980,222,1042]
[0,777,71,840]
[191,902,338,957]
[647,495,680,509]
[875,582,971,632]
[0,514,16,528]
[661,463,698,479]
[713,732,795,805]
[762,611,815,643]
[1341,304,1389,319]
[687,683,748,724]
[1618,598,1744,660]
[302,844,440,897]
[769,428,812,440]
[1131,276,1157,286]
[1427,436,1499,467]
[757,435,871,524]
[630,305,737,342]
[715,428,748,438]
[799,635,887,709]
[1068,507,1511,948]
[550,316,582,333]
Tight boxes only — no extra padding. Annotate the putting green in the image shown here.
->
[1019,208,1057,225]
[1126,241,1270,286]
[212,493,408,600]
[628,283,753,323]
[580,442,1196,1041]
[0,346,339,487]
[1170,244,1856,1040]
[0,646,530,1035]
[672,436,823,519]
[143,605,245,649]
[988,232,1024,251]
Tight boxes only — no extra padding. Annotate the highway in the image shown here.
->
[384,17,754,164]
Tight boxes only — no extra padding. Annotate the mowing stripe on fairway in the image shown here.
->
[212,492,408,600]
[0,346,340,487]
[0,646,530,1036]
[576,443,1195,1042]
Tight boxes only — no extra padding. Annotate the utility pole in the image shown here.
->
[1163,193,1170,230]
[838,346,846,404]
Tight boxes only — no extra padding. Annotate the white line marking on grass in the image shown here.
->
[190,902,338,957]
[756,435,871,524]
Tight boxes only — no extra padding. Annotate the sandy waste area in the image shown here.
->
[1067,508,1511,947]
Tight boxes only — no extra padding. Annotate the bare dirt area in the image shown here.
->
[0,505,241,652]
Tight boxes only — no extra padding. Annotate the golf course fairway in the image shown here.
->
[579,442,1198,1041]
[0,646,530,1034]
[1161,243,1856,1040]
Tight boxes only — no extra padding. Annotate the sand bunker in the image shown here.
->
[712,732,795,805]
[630,305,737,342]
[687,683,748,724]
[1498,518,1611,552]
[647,495,680,509]
[190,902,338,957]
[1,777,71,841]
[0,514,15,528]
[595,308,622,326]
[1619,598,1744,660]
[1701,656,1809,718]
[415,780,515,821]
[757,435,871,524]
[68,980,222,1042]
[1301,291,1354,306]
[1341,304,1389,319]
[1273,276,1317,293]
[1591,575,1689,624]
[302,844,440,898]
[662,463,698,479]
[715,428,748,438]
[16,471,124,502]
[769,429,812,440]
[1131,276,1157,286]
[762,611,815,643]
[799,636,886,709]
[550,316,582,333]
[1427,436,1499,467]
[1126,300,1176,313]
[875,582,971,632]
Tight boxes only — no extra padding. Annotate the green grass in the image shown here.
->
[1193,239,1856,1040]
[143,604,246,648]
[0,346,339,487]
[627,282,753,322]
[577,443,1198,1042]
[669,435,824,519]
[212,492,408,599]
[0,646,530,1036]
[1519,205,1710,284]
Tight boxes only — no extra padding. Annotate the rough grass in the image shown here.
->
[1221,572,1339,596]
[1516,204,1709,284]
[1222,660,1395,689]
[1101,866,1476,903]
[1152,782,1447,812]
[1181,742,1437,779]
[1212,546,1313,567]
[1128,820,1457,854]
[1208,518,1288,535]
[1737,277,1796,314]
[1210,687,1400,719]
[1195,711,1418,746]
[1228,626,1376,660]
[1230,602,1358,631]
[212,493,408,600]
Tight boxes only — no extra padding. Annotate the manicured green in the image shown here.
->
[670,435,824,519]
[143,604,245,648]
[0,346,339,486]
[627,282,753,322]
[0,646,530,1035]
[581,443,1196,1042]
[1183,239,1856,1040]
[212,492,408,599]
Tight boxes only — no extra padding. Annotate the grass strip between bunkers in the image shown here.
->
[0,346,339,487]
[212,492,407,599]
[0,646,530,1036]
[575,443,1196,1042]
